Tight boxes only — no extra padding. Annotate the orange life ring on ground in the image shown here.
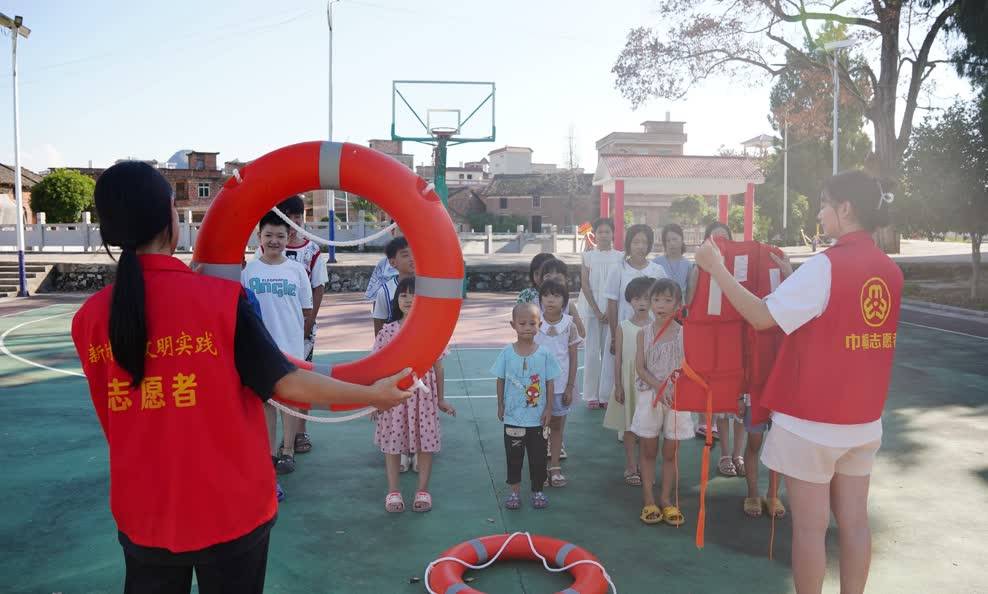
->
[427,533,609,594]
[193,141,464,411]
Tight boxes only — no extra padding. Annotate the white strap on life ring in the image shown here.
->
[266,373,429,423]
[269,206,398,248]
[423,531,617,594]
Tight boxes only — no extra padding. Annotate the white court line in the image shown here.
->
[0,302,65,319]
[900,321,988,341]
[0,312,85,378]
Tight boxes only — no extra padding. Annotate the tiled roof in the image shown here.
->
[598,154,763,182]
[483,172,594,196]
[0,163,43,188]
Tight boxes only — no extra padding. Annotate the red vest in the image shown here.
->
[761,231,903,424]
[71,254,276,553]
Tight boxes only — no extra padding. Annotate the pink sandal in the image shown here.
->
[412,491,432,512]
[385,491,405,513]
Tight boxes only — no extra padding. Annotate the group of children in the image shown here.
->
[490,218,785,524]
[243,206,784,523]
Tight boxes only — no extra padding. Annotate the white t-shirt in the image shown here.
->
[764,253,882,447]
[372,276,400,321]
[604,260,667,323]
[581,249,625,310]
[242,258,313,359]
[286,240,328,288]
[534,313,583,394]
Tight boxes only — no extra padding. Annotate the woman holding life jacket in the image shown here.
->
[71,162,411,594]
[694,170,902,594]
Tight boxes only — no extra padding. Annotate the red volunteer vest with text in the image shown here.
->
[760,231,903,424]
[71,255,276,553]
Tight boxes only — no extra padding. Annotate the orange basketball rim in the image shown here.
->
[193,141,464,411]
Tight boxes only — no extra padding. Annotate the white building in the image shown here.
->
[488,146,534,175]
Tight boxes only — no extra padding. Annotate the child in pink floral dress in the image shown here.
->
[373,278,455,513]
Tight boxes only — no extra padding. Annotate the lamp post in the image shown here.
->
[0,13,30,297]
[782,115,788,232]
[823,39,857,175]
[326,1,340,263]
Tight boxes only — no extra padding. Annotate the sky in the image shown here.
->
[0,0,977,174]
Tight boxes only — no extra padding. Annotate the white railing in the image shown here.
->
[0,212,591,254]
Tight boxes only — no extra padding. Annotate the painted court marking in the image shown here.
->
[0,312,85,378]
[899,321,988,341]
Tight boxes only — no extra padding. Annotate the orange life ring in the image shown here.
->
[193,141,464,411]
[428,533,609,594]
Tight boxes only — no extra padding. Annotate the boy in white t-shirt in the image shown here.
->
[274,196,328,453]
[372,236,414,336]
[242,211,313,481]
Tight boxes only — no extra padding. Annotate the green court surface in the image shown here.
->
[1,300,987,594]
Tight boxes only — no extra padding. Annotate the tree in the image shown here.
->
[668,194,717,227]
[29,169,96,223]
[613,0,965,252]
[728,203,773,242]
[901,100,987,297]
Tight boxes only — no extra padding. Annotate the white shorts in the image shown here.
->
[629,390,695,440]
[761,424,881,484]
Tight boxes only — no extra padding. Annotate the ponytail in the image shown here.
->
[94,161,174,384]
[109,248,149,383]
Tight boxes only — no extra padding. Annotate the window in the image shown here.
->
[458,173,465,179]
[467,174,473,180]
[499,197,508,209]
[197,182,210,198]
[532,195,542,209]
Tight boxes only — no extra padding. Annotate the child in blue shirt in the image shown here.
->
[491,303,561,510]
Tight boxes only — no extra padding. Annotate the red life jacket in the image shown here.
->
[71,254,276,553]
[760,231,903,423]
[740,242,787,426]
[674,238,785,548]
[675,237,748,416]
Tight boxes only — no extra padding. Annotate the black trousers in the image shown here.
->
[122,531,270,594]
[504,424,548,491]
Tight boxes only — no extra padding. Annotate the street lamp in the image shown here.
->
[823,39,857,175]
[0,13,30,297]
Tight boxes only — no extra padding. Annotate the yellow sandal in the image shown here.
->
[743,497,763,518]
[764,497,786,519]
[661,505,685,526]
[640,504,663,524]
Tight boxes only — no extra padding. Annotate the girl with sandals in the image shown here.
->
[602,225,667,482]
[373,278,456,513]
[694,171,901,594]
[602,276,655,487]
[630,278,692,526]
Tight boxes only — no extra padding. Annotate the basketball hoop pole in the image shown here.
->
[433,133,451,208]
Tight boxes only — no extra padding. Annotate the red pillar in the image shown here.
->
[743,183,755,241]
[614,180,625,249]
[718,194,729,224]
[599,188,610,218]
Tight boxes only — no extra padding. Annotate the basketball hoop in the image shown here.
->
[430,126,458,139]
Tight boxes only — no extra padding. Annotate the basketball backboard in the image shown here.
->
[391,80,495,144]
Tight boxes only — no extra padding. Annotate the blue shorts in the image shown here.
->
[551,393,570,417]
[743,405,770,434]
